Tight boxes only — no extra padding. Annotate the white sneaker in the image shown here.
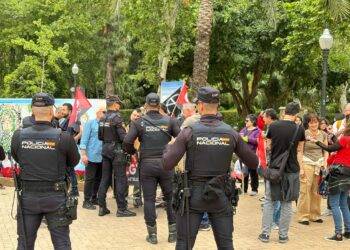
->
[321,209,332,216]
[272,223,279,230]
[249,191,258,196]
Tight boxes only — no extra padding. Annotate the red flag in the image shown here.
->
[257,131,267,169]
[176,82,189,104]
[68,87,92,126]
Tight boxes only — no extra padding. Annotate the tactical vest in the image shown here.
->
[186,121,235,177]
[98,112,122,143]
[140,115,171,158]
[19,127,66,182]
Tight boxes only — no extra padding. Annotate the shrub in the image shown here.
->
[220,110,244,129]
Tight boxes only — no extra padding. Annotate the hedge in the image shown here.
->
[220,110,245,129]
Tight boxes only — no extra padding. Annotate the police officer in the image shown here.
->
[162,87,259,250]
[97,95,136,217]
[123,93,180,244]
[11,93,80,250]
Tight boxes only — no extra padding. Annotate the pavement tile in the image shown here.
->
[0,185,349,250]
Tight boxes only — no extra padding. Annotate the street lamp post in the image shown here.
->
[319,29,333,117]
[71,63,79,98]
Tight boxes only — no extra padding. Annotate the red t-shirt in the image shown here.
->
[333,136,350,167]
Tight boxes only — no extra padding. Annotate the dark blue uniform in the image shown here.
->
[123,93,180,244]
[11,93,80,250]
[97,95,136,217]
[162,87,259,250]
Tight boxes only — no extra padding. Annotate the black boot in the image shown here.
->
[83,200,96,210]
[116,209,136,217]
[98,206,110,216]
[146,225,158,244]
[168,223,176,243]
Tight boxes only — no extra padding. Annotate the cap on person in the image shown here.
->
[194,87,220,104]
[106,95,123,106]
[32,93,55,107]
[146,93,160,106]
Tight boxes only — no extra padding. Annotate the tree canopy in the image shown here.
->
[0,0,349,114]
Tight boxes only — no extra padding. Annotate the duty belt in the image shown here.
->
[22,181,67,193]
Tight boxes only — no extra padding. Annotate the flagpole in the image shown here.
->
[170,104,178,117]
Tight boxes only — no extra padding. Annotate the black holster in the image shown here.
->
[172,172,184,212]
[66,195,78,220]
[224,175,239,213]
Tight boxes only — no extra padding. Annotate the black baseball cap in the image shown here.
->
[146,93,160,106]
[194,87,220,104]
[106,95,123,106]
[32,93,55,107]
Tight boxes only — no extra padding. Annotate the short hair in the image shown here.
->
[246,114,257,126]
[32,106,52,118]
[285,102,300,116]
[62,103,73,111]
[307,113,319,123]
[202,102,219,112]
[106,102,114,108]
[264,108,277,121]
[135,108,142,113]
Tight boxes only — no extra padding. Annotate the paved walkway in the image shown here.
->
[0,185,348,250]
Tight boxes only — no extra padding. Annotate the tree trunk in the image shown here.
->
[192,0,214,96]
[105,56,114,96]
[339,82,348,110]
[158,0,180,82]
[104,0,122,97]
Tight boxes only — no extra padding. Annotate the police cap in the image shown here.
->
[106,95,123,106]
[32,93,55,107]
[146,93,160,106]
[194,87,220,104]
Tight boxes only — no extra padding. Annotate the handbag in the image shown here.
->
[258,124,299,184]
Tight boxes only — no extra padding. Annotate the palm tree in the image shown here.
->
[325,0,350,20]
[192,0,214,96]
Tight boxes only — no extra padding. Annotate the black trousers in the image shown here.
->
[17,192,71,250]
[141,158,175,225]
[84,161,102,201]
[244,168,259,193]
[98,156,127,209]
[176,182,234,250]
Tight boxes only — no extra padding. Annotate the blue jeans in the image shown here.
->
[200,212,209,225]
[70,167,78,192]
[273,201,281,225]
[329,191,350,234]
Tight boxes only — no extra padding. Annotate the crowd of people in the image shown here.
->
[257,102,350,243]
[2,89,350,249]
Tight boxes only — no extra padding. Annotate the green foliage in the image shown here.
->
[0,0,350,113]
[220,110,244,129]
[119,109,134,123]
